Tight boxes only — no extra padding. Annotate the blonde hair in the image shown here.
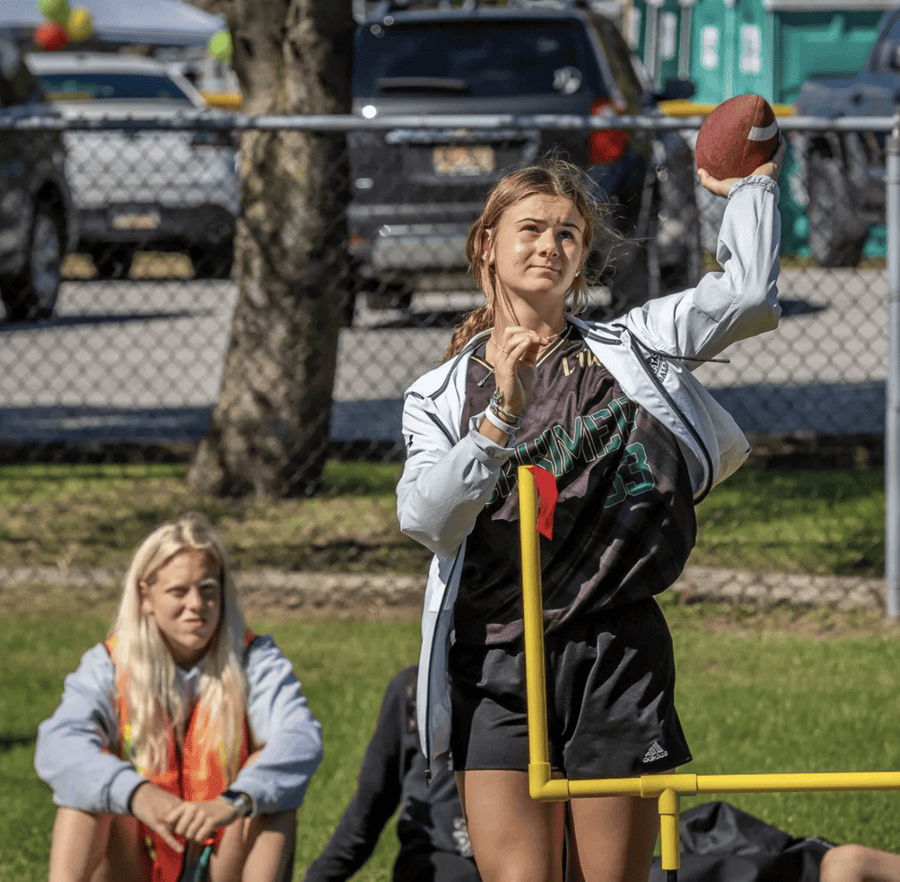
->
[443,157,612,361]
[111,513,247,780]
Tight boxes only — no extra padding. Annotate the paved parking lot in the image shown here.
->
[0,267,889,444]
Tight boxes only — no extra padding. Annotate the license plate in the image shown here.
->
[433,145,495,175]
[111,211,160,230]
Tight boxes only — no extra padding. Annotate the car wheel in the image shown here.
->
[189,242,234,280]
[0,200,64,322]
[807,152,868,268]
[91,246,135,280]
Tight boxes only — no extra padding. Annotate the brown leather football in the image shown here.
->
[695,93,779,180]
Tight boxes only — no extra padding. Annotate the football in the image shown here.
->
[694,93,780,180]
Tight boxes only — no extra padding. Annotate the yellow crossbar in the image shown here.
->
[517,466,900,871]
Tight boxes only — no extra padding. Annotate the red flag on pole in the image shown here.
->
[526,465,558,540]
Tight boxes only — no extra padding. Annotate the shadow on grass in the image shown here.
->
[0,734,36,752]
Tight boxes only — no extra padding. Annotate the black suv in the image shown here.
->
[348,0,697,317]
[0,33,76,321]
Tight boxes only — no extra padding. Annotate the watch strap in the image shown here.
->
[221,789,253,817]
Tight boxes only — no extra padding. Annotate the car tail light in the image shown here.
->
[588,98,629,164]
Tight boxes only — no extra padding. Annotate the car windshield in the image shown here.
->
[33,72,194,103]
[353,20,593,98]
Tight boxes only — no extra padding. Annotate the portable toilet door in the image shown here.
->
[688,0,774,103]
[635,0,688,91]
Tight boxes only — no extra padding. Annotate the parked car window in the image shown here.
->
[354,21,600,98]
[33,73,195,104]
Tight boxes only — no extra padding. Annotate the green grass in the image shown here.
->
[4,603,900,882]
[0,612,423,882]
[666,595,900,847]
[693,465,885,576]
[0,460,887,578]
[0,461,417,574]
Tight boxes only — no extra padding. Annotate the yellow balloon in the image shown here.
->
[66,7,92,41]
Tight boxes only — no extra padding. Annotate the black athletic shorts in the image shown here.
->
[448,597,691,778]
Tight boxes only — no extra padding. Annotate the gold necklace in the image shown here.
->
[490,328,565,355]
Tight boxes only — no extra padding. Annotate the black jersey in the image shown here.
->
[456,325,697,646]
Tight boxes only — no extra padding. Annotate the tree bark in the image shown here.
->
[189,0,354,497]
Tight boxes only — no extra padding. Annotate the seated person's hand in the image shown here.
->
[698,134,787,197]
[165,797,244,843]
[131,783,245,852]
[130,782,187,852]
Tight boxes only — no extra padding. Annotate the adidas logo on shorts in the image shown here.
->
[643,741,669,764]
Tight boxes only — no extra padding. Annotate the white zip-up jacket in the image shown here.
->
[396,177,782,770]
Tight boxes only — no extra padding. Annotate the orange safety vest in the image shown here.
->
[105,632,254,882]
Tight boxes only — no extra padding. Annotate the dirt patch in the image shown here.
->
[0,566,425,625]
[668,598,900,639]
[4,565,899,636]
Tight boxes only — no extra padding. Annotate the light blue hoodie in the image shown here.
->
[35,634,323,815]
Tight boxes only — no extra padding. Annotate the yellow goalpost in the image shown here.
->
[517,465,900,878]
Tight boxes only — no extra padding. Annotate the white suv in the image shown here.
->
[25,52,239,279]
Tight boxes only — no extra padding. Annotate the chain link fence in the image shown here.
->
[0,112,892,606]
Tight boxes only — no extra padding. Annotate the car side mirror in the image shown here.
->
[656,77,695,102]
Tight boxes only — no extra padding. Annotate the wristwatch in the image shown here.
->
[220,789,253,817]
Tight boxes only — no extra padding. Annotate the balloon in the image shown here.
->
[66,7,93,41]
[34,20,69,51]
[38,0,71,25]
[208,31,233,64]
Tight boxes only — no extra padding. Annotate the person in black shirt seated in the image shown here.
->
[303,666,479,882]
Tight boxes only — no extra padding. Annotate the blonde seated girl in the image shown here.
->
[35,513,324,882]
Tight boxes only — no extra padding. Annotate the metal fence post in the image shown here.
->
[886,110,900,619]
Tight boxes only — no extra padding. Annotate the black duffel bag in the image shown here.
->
[648,801,834,882]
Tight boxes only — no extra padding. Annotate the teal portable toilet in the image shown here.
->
[682,0,889,107]
[690,0,771,102]
[647,0,895,255]
[630,0,691,91]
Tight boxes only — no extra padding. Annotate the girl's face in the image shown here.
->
[140,548,222,668]
[484,193,585,309]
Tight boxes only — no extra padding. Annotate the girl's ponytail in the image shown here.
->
[442,304,494,362]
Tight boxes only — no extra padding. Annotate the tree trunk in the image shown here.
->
[189,0,354,497]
